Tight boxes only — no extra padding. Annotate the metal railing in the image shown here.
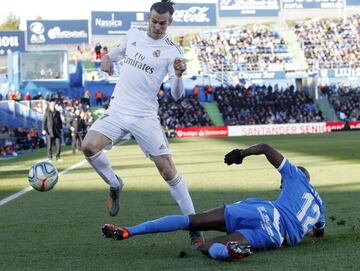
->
[0,100,45,131]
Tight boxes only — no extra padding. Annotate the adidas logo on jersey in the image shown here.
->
[159,144,167,150]
[131,42,136,46]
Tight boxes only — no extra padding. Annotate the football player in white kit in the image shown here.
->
[82,0,204,249]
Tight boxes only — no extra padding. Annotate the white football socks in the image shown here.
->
[85,151,121,188]
[167,174,195,215]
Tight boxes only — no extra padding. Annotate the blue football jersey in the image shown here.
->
[273,159,326,246]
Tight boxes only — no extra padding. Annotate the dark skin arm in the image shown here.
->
[224,143,284,169]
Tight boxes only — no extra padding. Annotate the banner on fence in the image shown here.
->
[219,0,280,17]
[27,20,89,44]
[176,126,228,138]
[0,31,25,56]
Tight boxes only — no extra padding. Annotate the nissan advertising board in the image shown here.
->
[91,11,148,35]
[27,20,89,45]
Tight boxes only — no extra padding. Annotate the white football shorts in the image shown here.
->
[89,108,171,157]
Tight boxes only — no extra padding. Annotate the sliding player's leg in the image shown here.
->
[101,207,226,240]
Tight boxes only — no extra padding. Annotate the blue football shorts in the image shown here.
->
[224,198,285,250]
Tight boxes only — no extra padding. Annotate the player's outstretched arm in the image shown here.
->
[224,143,284,169]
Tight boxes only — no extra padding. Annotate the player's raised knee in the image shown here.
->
[82,137,98,157]
[162,168,177,180]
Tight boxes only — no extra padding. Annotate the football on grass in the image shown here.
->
[28,161,59,192]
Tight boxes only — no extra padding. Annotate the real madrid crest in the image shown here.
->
[153,49,161,57]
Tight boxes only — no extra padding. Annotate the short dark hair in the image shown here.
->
[298,166,310,181]
[150,0,175,16]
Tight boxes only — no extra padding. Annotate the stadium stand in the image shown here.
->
[192,25,295,75]
[214,84,324,125]
[321,84,360,121]
[158,93,213,137]
[0,125,44,156]
[294,15,360,70]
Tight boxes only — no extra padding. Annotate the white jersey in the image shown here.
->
[108,27,183,117]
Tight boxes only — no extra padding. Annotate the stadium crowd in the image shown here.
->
[1,81,359,156]
[158,92,213,137]
[192,26,293,73]
[294,15,360,70]
[0,91,95,157]
[215,84,324,125]
[321,84,360,122]
[0,125,43,156]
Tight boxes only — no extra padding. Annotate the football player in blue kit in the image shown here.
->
[101,143,326,261]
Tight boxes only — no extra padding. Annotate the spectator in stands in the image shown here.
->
[14,127,30,150]
[6,92,11,100]
[0,126,17,157]
[95,90,104,106]
[24,92,31,101]
[7,91,15,100]
[193,85,199,96]
[0,125,8,138]
[192,26,292,74]
[101,46,109,58]
[0,93,3,101]
[103,95,110,109]
[82,105,93,131]
[3,139,17,157]
[42,100,63,162]
[158,93,213,131]
[27,128,39,150]
[326,85,360,121]
[70,108,85,154]
[33,92,43,100]
[14,91,21,101]
[204,85,213,102]
[294,15,360,70]
[215,85,323,125]
[77,45,83,55]
[44,92,50,101]
[95,42,102,60]
[83,89,91,106]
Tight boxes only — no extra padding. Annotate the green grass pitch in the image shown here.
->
[1,131,360,270]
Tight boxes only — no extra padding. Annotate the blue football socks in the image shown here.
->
[208,243,230,260]
[127,215,189,236]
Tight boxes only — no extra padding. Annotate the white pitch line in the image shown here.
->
[0,139,130,207]
[0,159,87,207]
[0,186,33,207]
